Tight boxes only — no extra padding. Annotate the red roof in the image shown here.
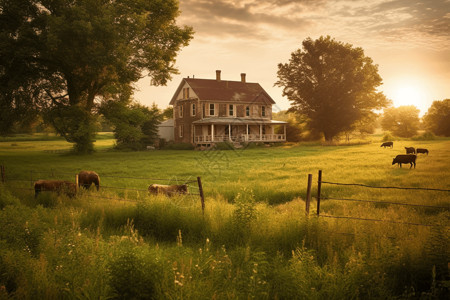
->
[169,78,276,105]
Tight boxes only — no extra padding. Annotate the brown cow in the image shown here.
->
[34,180,77,198]
[148,184,188,196]
[78,171,100,191]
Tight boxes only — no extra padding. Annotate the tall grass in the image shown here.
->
[0,137,449,298]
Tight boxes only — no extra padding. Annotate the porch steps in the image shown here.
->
[233,141,243,149]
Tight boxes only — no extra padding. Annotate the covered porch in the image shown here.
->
[192,117,287,145]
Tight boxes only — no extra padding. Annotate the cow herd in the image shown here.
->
[381,142,429,169]
[34,170,188,198]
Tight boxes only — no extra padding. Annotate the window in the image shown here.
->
[228,104,235,117]
[209,103,215,116]
[179,104,183,118]
[261,106,266,117]
[191,103,196,116]
[245,106,250,117]
[179,125,184,137]
[183,88,190,99]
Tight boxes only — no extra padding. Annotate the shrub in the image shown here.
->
[411,131,436,141]
[382,131,395,142]
[0,189,20,209]
[162,142,195,150]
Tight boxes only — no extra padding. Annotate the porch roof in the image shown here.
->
[192,117,287,125]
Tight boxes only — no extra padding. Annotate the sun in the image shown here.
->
[392,84,425,108]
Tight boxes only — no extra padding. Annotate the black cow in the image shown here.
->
[416,148,429,155]
[380,141,393,148]
[405,147,415,154]
[392,154,416,169]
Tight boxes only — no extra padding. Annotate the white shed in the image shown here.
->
[158,119,174,141]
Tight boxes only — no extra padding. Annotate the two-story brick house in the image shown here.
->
[169,70,286,146]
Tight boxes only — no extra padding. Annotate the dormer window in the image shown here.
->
[228,104,235,117]
[183,88,190,99]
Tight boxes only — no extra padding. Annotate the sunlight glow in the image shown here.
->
[392,84,426,108]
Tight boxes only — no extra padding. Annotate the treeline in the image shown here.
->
[274,98,450,142]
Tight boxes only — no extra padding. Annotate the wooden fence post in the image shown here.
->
[317,170,322,216]
[197,176,205,215]
[306,174,312,216]
[75,174,79,194]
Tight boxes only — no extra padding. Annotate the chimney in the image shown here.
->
[216,70,221,81]
[241,73,246,83]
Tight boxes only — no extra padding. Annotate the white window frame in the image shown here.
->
[183,88,190,99]
[179,124,184,137]
[209,103,216,116]
[191,103,196,116]
[228,104,235,117]
[261,106,266,117]
[179,104,183,118]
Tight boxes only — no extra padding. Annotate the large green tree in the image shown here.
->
[275,36,390,141]
[381,106,420,138]
[423,99,450,137]
[0,0,193,153]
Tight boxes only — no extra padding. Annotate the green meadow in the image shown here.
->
[0,135,449,299]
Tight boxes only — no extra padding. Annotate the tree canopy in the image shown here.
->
[0,0,193,152]
[275,36,390,141]
[423,99,450,137]
[381,106,420,138]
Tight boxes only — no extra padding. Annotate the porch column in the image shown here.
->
[246,124,249,141]
[211,124,214,142]
[284,124,286,140]
[193,125,195,143]
[228,124,231,141]
[259,124,262,141]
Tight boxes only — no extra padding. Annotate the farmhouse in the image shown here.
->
[169,70,287,146]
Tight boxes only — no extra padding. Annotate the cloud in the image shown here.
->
[179,0,319,40]
[332,0,450,48]
[179,0,450,49]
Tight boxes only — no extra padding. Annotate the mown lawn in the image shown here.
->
[1,136,449,204]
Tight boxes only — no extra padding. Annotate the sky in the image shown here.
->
[134,0,450,116]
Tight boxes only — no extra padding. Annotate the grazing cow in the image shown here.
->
[34,180,77,198]
[416,148,429,155]
[405,147,416,154]
[78,171,100,191]
[148,184,188,196]
[380,141,393,148]
[392,154,416,169]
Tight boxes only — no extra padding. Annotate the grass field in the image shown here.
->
[0,135,449,299]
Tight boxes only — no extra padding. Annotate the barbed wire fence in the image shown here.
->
[0,165,205,214]
[304,170,450,233]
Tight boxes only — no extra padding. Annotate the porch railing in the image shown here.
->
[194,134,285,143]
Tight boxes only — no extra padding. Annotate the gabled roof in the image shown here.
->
[169,78,276,105]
